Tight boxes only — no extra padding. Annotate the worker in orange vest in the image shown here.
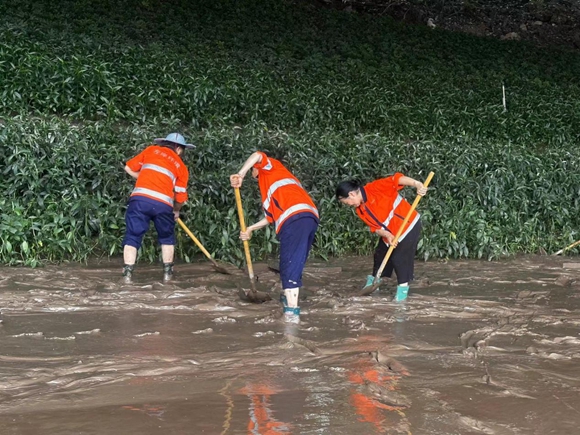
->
[122,133,194,284]
[336,174,427,301]
[230,151,319,324]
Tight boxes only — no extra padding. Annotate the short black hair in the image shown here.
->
[262,148,287,164]
[336,180,362,199]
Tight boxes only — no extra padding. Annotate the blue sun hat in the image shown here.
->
[154,133,195,149]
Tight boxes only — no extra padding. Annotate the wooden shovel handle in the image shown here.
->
[553,239,580,256]
[234,187,255,280]
[177,218,220,267]
[374,172,435,282]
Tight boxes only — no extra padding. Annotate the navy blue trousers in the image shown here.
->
[278,215,318,289]
[123,197,175,249]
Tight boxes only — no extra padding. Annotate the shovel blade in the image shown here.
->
[238,287,272,303]
[211,262,235,275]
[357,282,380,296]
[237,276,272,303]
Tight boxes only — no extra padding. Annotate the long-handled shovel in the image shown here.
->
[177,218,231,274]
[552,239,580,256]
[233,187,271,303]
[358,171,435,296]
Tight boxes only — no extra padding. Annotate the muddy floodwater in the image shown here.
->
[1,255,580,434]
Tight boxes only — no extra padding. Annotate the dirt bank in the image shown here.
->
[316,0,580,51]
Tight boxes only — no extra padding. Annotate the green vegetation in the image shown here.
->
[1,0,579,266]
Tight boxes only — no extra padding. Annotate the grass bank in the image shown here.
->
[1,0,579,266]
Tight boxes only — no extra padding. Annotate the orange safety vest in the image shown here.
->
[126,145,189,207]
[254,152,318,233]
[355,173,419,243]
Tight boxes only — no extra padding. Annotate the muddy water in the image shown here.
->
[1,256,579,434]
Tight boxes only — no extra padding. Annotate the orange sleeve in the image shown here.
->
[126,147,149,172]
[392,172,405,189]
[174,164,189,204]
[252,151,272,171]
[373,174,402,193]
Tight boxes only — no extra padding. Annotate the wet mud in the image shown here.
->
[1,255,579,434]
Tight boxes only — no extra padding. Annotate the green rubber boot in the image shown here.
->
[395,285,409,302]
[283,306,300,324]
[363,275,380,291]
[363,275,381,291]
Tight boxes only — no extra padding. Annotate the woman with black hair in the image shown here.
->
[336,174,427,301]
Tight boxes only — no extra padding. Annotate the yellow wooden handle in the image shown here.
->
[374,172,435,281]
[234,187,255,280]
[553,239,580,256]
[177,218,217,265]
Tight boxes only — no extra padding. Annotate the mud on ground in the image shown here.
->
[1,255,580,433]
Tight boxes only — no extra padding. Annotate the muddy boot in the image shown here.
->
[162,262,174,283]
[395,285,409,302]
[283,306,300,324]
[122,264,134,284]
[358,275,381,296]
[281,288,300,324]
[364,274,379,291]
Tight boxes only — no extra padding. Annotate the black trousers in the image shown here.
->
[372,220,422,284]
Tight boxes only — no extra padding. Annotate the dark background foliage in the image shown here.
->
[321,0,580,51]
[1,0,579,266]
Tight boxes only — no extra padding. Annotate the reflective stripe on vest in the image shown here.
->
[142,163,176,185]
[131,187,174,205]
[382,194,404,228]
[263,158,273,170]
[274,203,319,232]
[174,186,187,193]
[263,178,302,211]
[396,213,420,243]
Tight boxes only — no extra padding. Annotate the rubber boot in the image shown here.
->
[283,306,301,324]
[122,264,134,284]
[282,288,300,324]
[363,275,381,292]
[395,285,409,302]
[162,262,174,283]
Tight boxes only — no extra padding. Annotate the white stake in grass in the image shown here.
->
[502,83,507,111]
